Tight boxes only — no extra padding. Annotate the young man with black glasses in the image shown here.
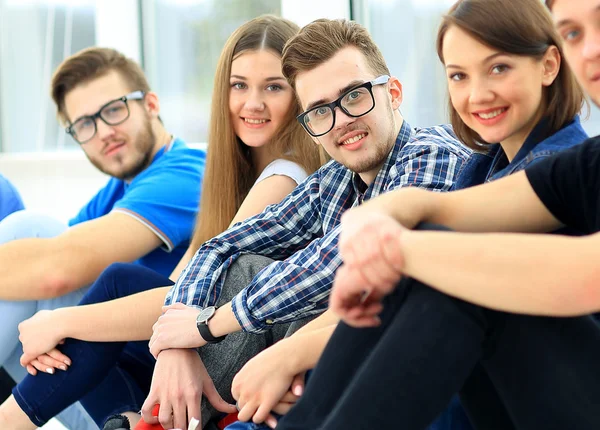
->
[137,19,473,430]
[0,47,204,429]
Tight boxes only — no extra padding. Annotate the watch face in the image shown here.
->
[197,306,216,324]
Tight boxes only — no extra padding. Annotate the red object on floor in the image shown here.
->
[133,405,163,430]
[217,413,239,429]
[133,405,238,430]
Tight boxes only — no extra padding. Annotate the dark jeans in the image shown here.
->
[277,225,600,430]
[13,263,172,427]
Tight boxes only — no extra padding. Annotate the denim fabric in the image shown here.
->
[12,263,172,428]
[0,210,98,429]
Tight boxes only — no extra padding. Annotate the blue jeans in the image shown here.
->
[12,263,173,428]
[0,210,98,429]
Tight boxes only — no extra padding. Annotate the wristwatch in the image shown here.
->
[196,306,227,344]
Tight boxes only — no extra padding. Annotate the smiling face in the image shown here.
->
[442,25,559,157]
[64,70,158,180]
[294,46,402,184]
[552,0,600,106]
[229,49,294,150]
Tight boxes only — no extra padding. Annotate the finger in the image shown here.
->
[203,374,237,413]
[157,400,174,430]
[29,359,55,374]
[237,400,257,422]
[279,391,300,403]
[34,353,67,371]
[271,401,294,415]
[254,401,277,423]
[172,399,187,430]
[46,348,71,367]
[291,373,305,396]
[185,392,201,430]
[141,398,159,424]
[20,353,35,368]
[265,414,278,429]
[26,364,37,376]
[149,337,161,359]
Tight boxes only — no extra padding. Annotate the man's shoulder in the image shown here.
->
[315,158,353,185]
[406,124,471,159]
[161,139,207,165]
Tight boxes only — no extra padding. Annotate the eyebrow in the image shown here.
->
[445,52,508,69]
[230,75,287,82]
[556,5,600,28]
[305,79,365,111]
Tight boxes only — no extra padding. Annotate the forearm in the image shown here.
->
[0,238,84,300]
[284,325,337,372]
[54,287,170,342]
[401,230,600,316]
[294,309,339,336]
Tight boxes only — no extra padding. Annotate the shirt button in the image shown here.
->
[265,319,274,325]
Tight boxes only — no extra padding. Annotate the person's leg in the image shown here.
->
[277,276,486,430]
[6,263,173,429]
[199,254,292,428]
[0,211,68,367]
[278,275,600,430]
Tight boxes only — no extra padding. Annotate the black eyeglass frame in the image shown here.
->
[296,75,390,137]
[66,90,146,144]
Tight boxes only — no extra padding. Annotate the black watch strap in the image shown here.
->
[197,319,227,344]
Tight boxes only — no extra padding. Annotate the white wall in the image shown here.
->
[0,152,108,222]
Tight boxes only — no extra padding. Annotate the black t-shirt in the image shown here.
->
[525,136,600,235]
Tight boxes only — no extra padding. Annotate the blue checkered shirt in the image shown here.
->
[165,121,471,333]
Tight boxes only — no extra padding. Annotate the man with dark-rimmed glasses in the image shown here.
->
[140,19,472,429]
[0,47,204,429]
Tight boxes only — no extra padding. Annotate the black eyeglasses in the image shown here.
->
[297,75,390,137]
[66,90,146,144]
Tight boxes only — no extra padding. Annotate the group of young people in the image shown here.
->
[0,0,597,429]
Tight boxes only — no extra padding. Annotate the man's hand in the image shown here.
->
[331,211,406,326]
[232,339,305,426]
[141,348,236,430]
[18,310,68,366]
[149,303,205,358]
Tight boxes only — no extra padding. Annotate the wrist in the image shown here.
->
[52,308,70,340]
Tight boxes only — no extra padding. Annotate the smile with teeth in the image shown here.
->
[244,118,268,124]
[476,108,507,119]
[341,133,366,146]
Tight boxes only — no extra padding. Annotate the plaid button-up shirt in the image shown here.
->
[165,121,471,333]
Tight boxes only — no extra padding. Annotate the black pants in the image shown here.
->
[277,225,600,430]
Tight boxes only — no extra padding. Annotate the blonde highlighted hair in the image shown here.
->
[191,15,322,250]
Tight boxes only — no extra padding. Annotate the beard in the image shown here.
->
[336,105,397,175]
[88,116,156,181]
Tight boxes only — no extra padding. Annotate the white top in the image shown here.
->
[254,159,309,186]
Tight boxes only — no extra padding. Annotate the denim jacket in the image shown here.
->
[452,116,588,190]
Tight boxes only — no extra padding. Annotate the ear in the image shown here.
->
[388,76,403,110]
[541,45,561,87]
[144,91,161,118]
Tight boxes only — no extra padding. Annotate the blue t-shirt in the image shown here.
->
[69,138,205,277]
[0,174,24,220]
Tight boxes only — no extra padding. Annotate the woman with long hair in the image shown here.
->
[0,14,322,430]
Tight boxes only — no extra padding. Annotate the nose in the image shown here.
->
[582,30,600,61]
[95,118,116,141]
[245,89,265,112]
[333,106,355,131]
[468,78,494,105]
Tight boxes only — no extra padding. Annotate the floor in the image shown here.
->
[40,419,68,429]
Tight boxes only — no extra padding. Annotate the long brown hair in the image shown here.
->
[191,15,322,250]
[436,0,584,149]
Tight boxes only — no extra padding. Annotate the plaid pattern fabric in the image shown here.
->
[166,121,471,333]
